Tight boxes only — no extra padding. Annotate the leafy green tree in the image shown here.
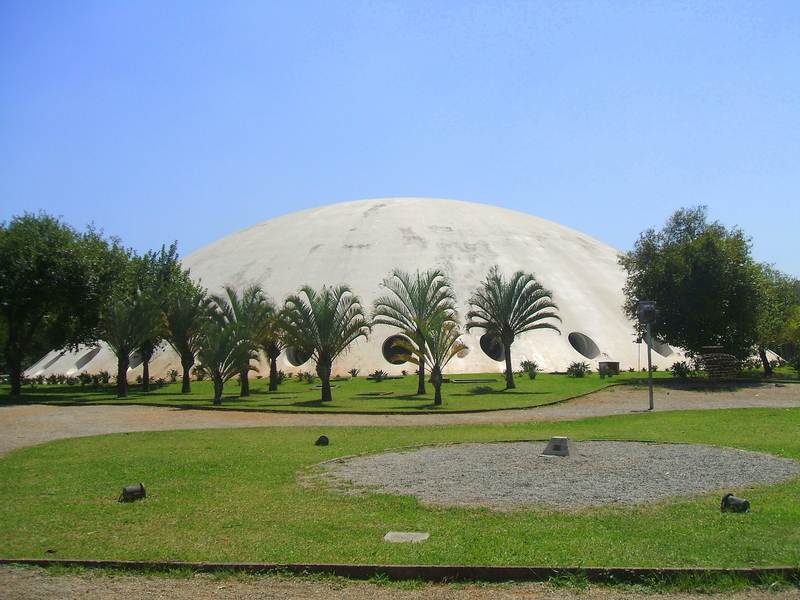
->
[99,289,166,397]
[754,266,800,375]
[164,283,209,393]
[0,212,127,395]
[128,243,190,391]
[372,269,457,395]
[466,266,561,390]
[210,285,273,397]
[619,206,762,360]
[195,314,255,405]
[279,285,370,402]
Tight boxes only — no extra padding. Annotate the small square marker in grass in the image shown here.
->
[383,532,430,543]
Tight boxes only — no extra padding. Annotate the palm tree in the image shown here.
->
[99,289,166,398]
[466,266,561,390]
[259,302,286,392]
[279,284,370,402]
[372,269,457,395]
[394,311,467,406]
[164,284,209,393]
[195,313,255,405]
[210,285,273,397]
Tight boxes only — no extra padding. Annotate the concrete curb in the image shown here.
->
[2,559,798,584]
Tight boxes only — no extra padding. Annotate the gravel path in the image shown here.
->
[2,382,799,599]
[321,440,800,509]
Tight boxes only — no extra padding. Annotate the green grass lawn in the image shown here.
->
[1,407,799,568]
[0,371,683,412]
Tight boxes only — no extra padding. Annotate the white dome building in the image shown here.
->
[29,198,680,379]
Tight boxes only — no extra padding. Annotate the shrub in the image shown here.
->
[168,368,179,383]
[46,374,58,385]
[296,371,316,384]
[348,368,360,378]
[520,360,540,379]
[78,371,93,386]
[567,361,591,378]
[274,370,286,385]
[368,369,388,382]
[669,360,694,380]
[192,366,205,381]
[97,370,111,384]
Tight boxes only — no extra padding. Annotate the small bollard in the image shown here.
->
[315,435,329,446]
[721,493,750,513]
[119,483,146,502]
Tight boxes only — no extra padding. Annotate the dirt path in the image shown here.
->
[2,382,799,599]
[1,383,798,458]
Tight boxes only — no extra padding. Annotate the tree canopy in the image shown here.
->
[466,266,560,389]
[279,285,370,402]
[618,206,762,360]
[372,268,457,395]
[0,212,128,394]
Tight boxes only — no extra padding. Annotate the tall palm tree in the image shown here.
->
[279,284,370,402]
[372,268,457,395]
[394,311,467,406]
[195,313,255,405]
[466,266,561,390]
[210,285,273,397]
[99,289,166,398]
[164,284,209,393]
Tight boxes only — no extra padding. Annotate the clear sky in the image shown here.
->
[2,1,798,278]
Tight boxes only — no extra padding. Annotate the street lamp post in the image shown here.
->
[637,301,657,411]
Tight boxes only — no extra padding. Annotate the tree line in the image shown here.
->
[0,212,562,404]
[2,207,798,402]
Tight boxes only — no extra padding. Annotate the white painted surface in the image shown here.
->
[29,198,682,379]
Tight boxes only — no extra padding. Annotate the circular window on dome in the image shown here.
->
[479,334,505,362]
[382,335,412,364]
[568,332,600,359]
[286,346,311,367]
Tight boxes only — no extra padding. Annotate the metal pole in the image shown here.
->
[646,322,654,411]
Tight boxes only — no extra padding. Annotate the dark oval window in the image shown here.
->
[382,335,412,365]
[568,332,600,359]
[479,334,505,362]
[285,346,311,367]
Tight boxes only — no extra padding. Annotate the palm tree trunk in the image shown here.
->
[431,365,443,405]
[268,356,279,391]
[416,354,427,395]
[239,369,250,397]
[213,375,223,405]
[317,359,332,402]
[503,344,515,389]
[116,353,130,398]
[142,358,150,392]
[181,356,193,394]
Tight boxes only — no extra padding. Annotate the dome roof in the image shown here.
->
[29,198,679,380]
[181,197,675,373]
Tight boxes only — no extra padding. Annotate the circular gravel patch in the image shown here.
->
[321,441,800,509]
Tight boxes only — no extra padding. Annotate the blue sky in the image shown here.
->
[2,1,798,277]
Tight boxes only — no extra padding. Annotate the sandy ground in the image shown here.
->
[1,382,799,599]
[2,382,799,458]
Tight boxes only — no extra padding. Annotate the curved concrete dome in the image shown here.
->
[29,198,680,380]
[181,197,677,375]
